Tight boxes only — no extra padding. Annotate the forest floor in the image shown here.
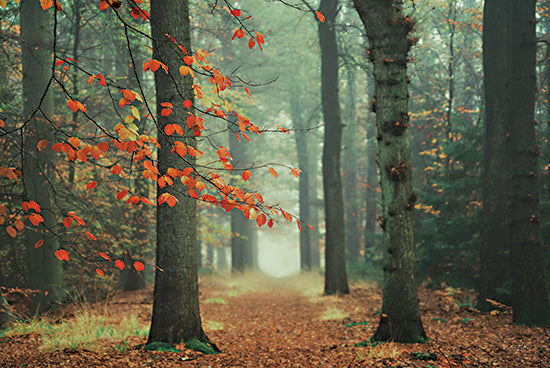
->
[0,272,548,367]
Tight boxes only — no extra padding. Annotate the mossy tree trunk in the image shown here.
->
[353,0,426,342]
[20,0,66,315]
[148,0,215,348]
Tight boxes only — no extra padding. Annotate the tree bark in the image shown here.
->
[20,0,66,315]
[353,0,426,342]
[148,0,216,348]
[478,0,513,310]
[319,0,349,295]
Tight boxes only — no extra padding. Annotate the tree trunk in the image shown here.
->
[319,0,349,295]
[353,0,426,342]
[504,0,550,325]
[20,0,66,315]
[148,0,216,348]
[290,94,312,270]
[478,0,513,310]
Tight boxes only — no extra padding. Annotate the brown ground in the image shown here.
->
[0,272,548,367]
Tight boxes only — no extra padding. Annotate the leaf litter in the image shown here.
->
[0,272,548,367]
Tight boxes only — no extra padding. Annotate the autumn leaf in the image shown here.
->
[55,249,69,262]
[184,99,192,109]
[248,37,256,49]
[164,124,175,136]
[316,10,325,23]
[86,181,97,190]
[37,139,49,151]
[99,252,111,261]
[63,216,74,228]
[0,119,4,128]
[269,167,278,178]
[111,164,122,175]
[67,99,86,113]
[134,261,145,271]
[34,239,44,248]
[267,219,274,228]
[230,9,241,16]
[86,232,96,240]
[96,268,104,276]
[116,190,127,201]
[242,170,252,181]
[184,56,194,65]
[6,226,16,238]
[256,213,267,227]
[115,259,125,270]
[29,213,44,226]
[14,219,24,231]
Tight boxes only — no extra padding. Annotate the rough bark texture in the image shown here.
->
[319,0,349,295]
[353,0,426,342]
[501,0,550,325]
[148,0,214,348]
[478,0,513,310]
[290,94,312,270]
[20,0,66,315]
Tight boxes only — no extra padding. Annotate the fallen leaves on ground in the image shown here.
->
[0,272,548,367]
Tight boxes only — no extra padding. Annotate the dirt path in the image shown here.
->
[0,273,548,367]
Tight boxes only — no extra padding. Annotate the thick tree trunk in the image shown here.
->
[353,0,426,342]
[20,0,65,315]
[290,94,312,270]
[148,0,215,348]
[319,0,349,295]
[504,0,550,325]
[478,0,513,310]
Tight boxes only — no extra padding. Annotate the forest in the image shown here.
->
[0,0,549,367]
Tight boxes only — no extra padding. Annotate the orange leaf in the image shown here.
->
[63,216,74,228]
[34,239,44,248]
[14,219,24,231]
[248,37,255,49]
[161,108,172,116]
[37,139,49,151]
[184,99,192,109]
[0,119,4,128]
[55,249,69,261]
[242,170,252,181]
[52,142,63,152]
[99,252,111,261]
[69,136,81,148]
[111,165,122,175]
[184,56,194,65]
[256,213,267,227]
[164,124,175,136]
[316,10,325,23]
[86,232,96,240]
[29,213,44,226]
[115,259,125,270]
[290,168,301,178]
[86,181,97,190]
[96,268,104,276]
[269,167,278,178]
[134,261,145,271]
[97,142,109,152]
[6,226,16,238]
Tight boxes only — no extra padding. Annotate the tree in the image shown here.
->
[147,0,216,348]
[20,0,66,315]
[483,0,550,324]
[353,0,426,342]
[318,0,350,295]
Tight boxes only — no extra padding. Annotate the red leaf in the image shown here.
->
[29,213,44,226]
[248,38,256,49]
[97,142,109,152]
[14,219,24,231]
[184,99,192,109]
[34,239,44,248]
[63,216,74,228]
[164,124,175,136]
[134,261,145,271]
[232,29,245,40]
[256,213,267,227]
[115,259,125,270]
[267,219,274,228]
[55,249,69,262]
[242,170,252,181]
[116,190,127,201]
[230,9,241,16]
[269,167,278,178]
[290,168,301,178]
[184,56,194,65]
[86,232,96,240]
[52,142,63,152]
[99,252,111,261]
[161,108,172,116]
[316,10,325,23]
[86,181,97,190]
[111,165,122,175]
[96,268,104,276]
